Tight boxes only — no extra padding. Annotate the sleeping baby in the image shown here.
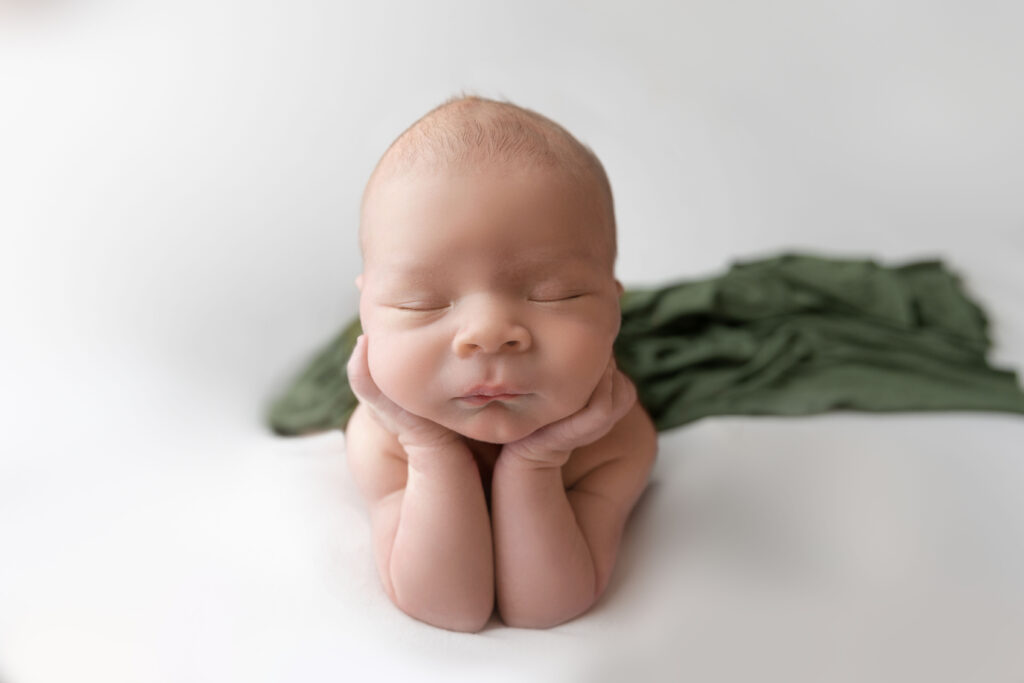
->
[344,95,658,632]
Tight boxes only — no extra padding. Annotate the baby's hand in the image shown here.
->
[347,335,462,450]
[500,356,637,468]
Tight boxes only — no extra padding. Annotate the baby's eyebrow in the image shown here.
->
[505,252,604,279]
[513,249,592,265]
[373,248,605,293]
[385,264,439,279]
[377,257,454,278]
[498,247,605,273]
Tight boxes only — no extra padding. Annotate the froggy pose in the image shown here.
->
[344,95,658,632]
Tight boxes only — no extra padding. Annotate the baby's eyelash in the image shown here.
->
[395,303,450,312]
[390,294,587,310]
[529,294,586,303]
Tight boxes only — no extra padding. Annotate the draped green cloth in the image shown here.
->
[265,253,1024,436]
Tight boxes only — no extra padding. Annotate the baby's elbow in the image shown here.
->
[500,612,564,630]
[499,596,595,630]
[438,610,493,634]
[394,592,494,633]
[405,605,493,633]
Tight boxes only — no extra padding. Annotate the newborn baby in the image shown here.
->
[344,95,658,632]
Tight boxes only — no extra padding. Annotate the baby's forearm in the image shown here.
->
[490,452,597,628]
[389,442,494,632]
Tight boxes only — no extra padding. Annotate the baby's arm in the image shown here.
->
[491,367,656,628]
[345,339,494,633]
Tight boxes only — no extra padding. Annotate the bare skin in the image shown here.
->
[344,163,658,632]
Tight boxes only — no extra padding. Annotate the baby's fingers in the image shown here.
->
[577,365,635,437]
[346,335,377,403]
[347,335,397,421]
[610,368,637,420]
[588,360,617,412]
[572,359,617,424]
[550,363,618,443]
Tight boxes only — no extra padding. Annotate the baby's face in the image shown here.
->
[358,164,622,444]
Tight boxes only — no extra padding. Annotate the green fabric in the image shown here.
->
[266,253,1024,436]
[267,315,364,436]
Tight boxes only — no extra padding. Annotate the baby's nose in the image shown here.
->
[452,306,532,357]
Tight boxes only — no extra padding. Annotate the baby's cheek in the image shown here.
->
[366,336,420,404]
[551,333,613,410]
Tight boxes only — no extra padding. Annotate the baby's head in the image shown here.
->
[356,95,623,444]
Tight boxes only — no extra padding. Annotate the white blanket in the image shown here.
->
[3,1,1024,680]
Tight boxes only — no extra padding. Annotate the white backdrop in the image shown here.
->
[3,1,1024,682]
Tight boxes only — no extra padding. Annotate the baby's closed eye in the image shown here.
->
[394,301,451,312]
[393,295,585,310]
[528,290,590,303]
[379,281,594,313]
[526,274,599,303]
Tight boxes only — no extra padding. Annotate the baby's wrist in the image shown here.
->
[499,445,572,470]
[402,438,475,474]
[396,424,463,452]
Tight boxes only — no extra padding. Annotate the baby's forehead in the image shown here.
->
[362,164,611,253]
[367,232,608,285]
[368,152,592,201]
[385,243,601,273]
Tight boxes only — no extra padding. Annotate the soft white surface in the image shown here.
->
[3,1,1024,681]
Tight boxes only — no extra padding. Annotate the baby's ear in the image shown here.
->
[615,279,624,297]
[355,274,364,291]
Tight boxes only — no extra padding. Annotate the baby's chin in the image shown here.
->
[442,402,580,445]
[446,416,542,445]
